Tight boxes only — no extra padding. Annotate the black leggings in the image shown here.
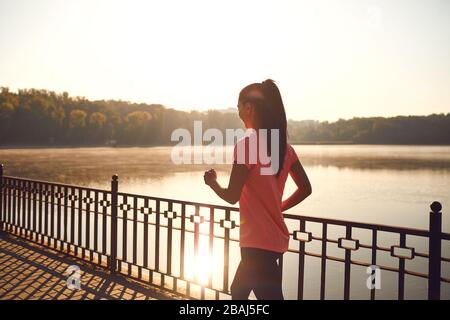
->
[230,247,284,300]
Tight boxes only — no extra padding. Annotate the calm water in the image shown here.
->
[1,145,449,299]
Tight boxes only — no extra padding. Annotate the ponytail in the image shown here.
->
[238,79,288,176]
[260,79,287,176]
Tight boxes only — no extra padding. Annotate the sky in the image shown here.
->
[0,0,449,121]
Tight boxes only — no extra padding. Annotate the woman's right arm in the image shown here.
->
[281,159,312,212]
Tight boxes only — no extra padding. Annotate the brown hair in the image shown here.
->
[238,79,287,176]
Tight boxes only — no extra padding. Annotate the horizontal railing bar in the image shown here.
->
[118,191,239,212]
[284,213,431,237]
[117,217,240,244]
[3,175,110,194]
[442,233,450,240]
[116,214,242,228]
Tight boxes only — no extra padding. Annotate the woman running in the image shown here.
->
[204,79,312,300]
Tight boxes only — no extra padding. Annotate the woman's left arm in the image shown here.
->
[281,159,312,212]
[204,164,249,205]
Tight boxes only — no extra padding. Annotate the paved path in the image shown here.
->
[0,232,180,300]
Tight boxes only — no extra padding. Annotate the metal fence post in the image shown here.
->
[0,164,3,232]
[428,201,442,300]
[109,174,118,272]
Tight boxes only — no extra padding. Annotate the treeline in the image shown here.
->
[0,87,449,146]
[0,87,241,146]
[288,114,450,144]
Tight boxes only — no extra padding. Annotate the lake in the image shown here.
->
[1,145,449,299]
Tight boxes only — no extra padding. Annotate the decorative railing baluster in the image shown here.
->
[222,209,231,294]
[50,184,55,246]
[44,183,49,239]
[320,223,328,300]
[193,205,200,284]
[7,178,11,232]
[70,186,76,249]
[32,182,37,239]
[85,189,91,261]
[12,179,17,234]
[93,190,99,255]
[110,174,118,272]
[398,233,406,300]
[7,178,12,232]
[102,191,108,256]
[6,177,9,230]
[343,226,353,300]
[180,203,188,296]
[17,179,21,235]
[166,201,174,281]
[63,186,68,246]
[38,182,43,242]
[22,180,27,237]
[122,194,128,273]
[56,185,62,245]
[155,199,160,274]
[26,180,31,238]
[133,196,138,268]
[370,229,378,300]
[297,219,306,300]
[143,197,149,271]
[208,207,214,289]
[428,201,442,300]
[0,164,3,231]
[77,187,83,258]
[18,179,23,237]
[22,179,26,237]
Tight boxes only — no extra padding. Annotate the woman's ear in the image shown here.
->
[243,102,253,115]
[247,102,257,118]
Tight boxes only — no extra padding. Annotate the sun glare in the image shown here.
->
[184,237,221,286]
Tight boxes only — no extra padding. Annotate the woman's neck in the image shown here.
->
[245,119,261,130]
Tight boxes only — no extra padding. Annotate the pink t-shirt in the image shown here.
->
[233,131,299,253]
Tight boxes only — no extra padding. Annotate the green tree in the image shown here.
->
[0,101,15,142]
[88,111,107,143]
[123,111,152,144]
[69,109,87,142]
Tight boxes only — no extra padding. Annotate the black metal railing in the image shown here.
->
[0,164,448,300]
